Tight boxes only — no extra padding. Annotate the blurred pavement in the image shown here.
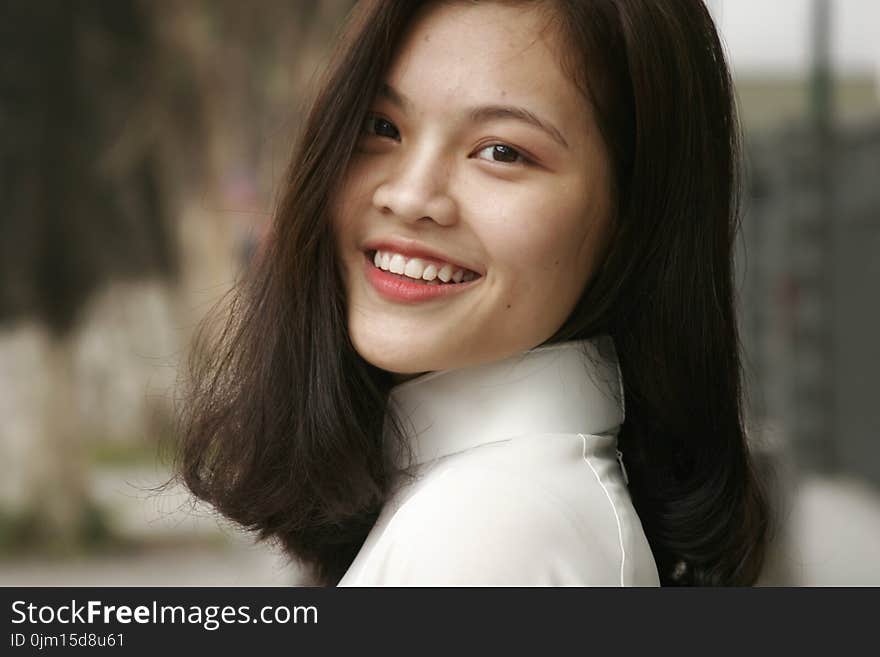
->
[0,465,304,587]
[758,473,880,586]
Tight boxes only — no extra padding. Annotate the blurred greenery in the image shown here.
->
[0,500,117,558]
[86,438,173,468]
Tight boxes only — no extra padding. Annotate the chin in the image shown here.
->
[348,320,513,375]
[349,330,432,374]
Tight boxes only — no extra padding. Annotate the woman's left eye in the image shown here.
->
[474,144,528,165]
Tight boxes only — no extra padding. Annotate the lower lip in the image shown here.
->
[363,252,481,304]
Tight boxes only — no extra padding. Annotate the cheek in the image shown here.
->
[487,199,594,282]
[332,162,375,237]
[476,189,606,325]
[331,181,370,290]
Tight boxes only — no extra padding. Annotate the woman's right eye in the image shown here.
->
[362,114,400,141]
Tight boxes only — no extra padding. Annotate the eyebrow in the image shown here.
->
[378,83,569,150]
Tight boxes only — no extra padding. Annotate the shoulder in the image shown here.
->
[344,436,630,586]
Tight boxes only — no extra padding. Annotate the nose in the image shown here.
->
[371,146,458,226]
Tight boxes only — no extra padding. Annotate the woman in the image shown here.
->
[177,0,771,586]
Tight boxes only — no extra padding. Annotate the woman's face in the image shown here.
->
[333,1,612,376]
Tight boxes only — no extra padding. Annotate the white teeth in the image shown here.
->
[389,254,406,274]
[403,258,426,279]
[371,249,479,284]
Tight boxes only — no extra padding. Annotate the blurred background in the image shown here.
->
[0,0,877,586]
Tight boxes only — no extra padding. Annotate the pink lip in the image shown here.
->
[362,252,481,304]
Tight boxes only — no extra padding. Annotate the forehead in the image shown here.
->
[384,1,588,138]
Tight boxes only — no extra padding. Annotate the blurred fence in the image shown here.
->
[740,118,880,485]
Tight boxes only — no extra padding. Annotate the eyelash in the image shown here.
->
[360,113,533,166]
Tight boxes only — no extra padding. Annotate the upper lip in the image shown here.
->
[363,237,483,276]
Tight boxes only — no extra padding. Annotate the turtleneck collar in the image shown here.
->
[384,334,625,468]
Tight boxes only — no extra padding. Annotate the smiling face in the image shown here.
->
[332,0,613,377]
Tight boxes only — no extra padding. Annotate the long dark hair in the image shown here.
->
[175,0,770,586]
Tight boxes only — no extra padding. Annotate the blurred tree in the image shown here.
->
[0,0,355,552]
[0,0,176,548]
[0,0,176,333]
[146,0,357,370]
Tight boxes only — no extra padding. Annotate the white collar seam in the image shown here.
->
[579,433,627,587]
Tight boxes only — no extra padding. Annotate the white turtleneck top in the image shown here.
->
[337,336,660,586]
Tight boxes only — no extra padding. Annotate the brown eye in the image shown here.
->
[363,114,400,141]
[475,144,526,164]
